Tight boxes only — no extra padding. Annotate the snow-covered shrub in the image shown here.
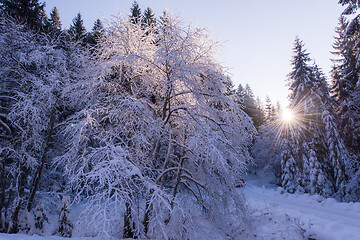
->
[55,195,73,238]
[18,211,33,233]
[32,203,49,235]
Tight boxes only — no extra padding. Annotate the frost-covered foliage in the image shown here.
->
[56,13,256,239]
[280,38,350,199]
[249,125,282,185]
[33,204,49,235]
[0,16,97,233]
[55,196,73,238]
[339,0,360,15]
[330,15,360,202]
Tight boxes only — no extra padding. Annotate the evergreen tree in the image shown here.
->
[69,13,87,42]
[86,19,104,46]
[282,38,328,195]
[275,101,282,117]
[235,83,246,107]
[0,0,46,30]
[282,38,349,198]
[330,16,360,151]
[143,7,156,28]
[339,0,360,14]
[280,136,299,193]
[33,203,48,235]
[239,84,264,128]
[55,196,73,238]
[330,12,360,201]
[46,6,61,35]
[265,95,273,122]
[130,1,141,24]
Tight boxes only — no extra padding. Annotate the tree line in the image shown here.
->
[253,1,360,202]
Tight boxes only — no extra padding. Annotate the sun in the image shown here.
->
[282,108,294,122]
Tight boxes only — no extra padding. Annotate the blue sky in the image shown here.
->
[44,0,344,107]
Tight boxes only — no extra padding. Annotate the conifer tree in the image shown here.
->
[265,95,272,122]
[33,203,48,235]
[0,0,46,30]
[55,196,73,238]
[330,16,360,151]
[280,136,299,193]
[130,1,141,24]
[282,38,329,195]
[46,6,61,35]
[143,7,156,28]
[235,83,246,107]
[69,13,87,42]
[282,38,349,197]
[339,0,360,14]
[275,101,282,117]
[87,19,104,46]
[240,84,264,128]
[331,9,360,201]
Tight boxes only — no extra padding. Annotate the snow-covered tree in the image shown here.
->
[330,16,360,152]
[142,7,156,29]
[0,15,97,233]
[280,136,299,193]
[281,38,348,197]
[130,1,141,24]
[0,0,46,31]
[86,19,104,46]
[55,195,73,238]
[339,0,360,15]
[57,13,256,239]
[32,203,48,235]
[235,84,264,128]
[330,14,360,201]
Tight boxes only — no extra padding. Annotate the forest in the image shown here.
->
[0,0,359,239]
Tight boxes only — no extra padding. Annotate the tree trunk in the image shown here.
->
[123,201,134,238]
[0,161,5,231]
[3,188,12,232]
[142,188,154,236]
[9,162,27,233]
[27,103,57,212]
[170,156,184,209]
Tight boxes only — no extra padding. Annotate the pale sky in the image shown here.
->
[44,0,344,108]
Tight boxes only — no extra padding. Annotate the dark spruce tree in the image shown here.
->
[330,16,360,151]
[69,13,87,43]
[333,4,360,201]
[243,84,264,128]
[339,0,360,14]
[282,38,349,198]
[265,95,273,122]
[46,6,61,36]
[143,7,156,28]
[130,1,141,24]
[234,83,264,128]
[282,38,328,195]
[86,19,104,46]
[0,0,46,30]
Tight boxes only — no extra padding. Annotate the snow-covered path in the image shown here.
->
[243,175,360,240]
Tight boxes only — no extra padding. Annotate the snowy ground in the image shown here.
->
[0,234,108,240]
[1,175,360,240]
[243,174,360,240]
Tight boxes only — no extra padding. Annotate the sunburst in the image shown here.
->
[261,91,322,151]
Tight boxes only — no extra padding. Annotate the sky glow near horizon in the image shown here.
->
[44,0,344,108]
